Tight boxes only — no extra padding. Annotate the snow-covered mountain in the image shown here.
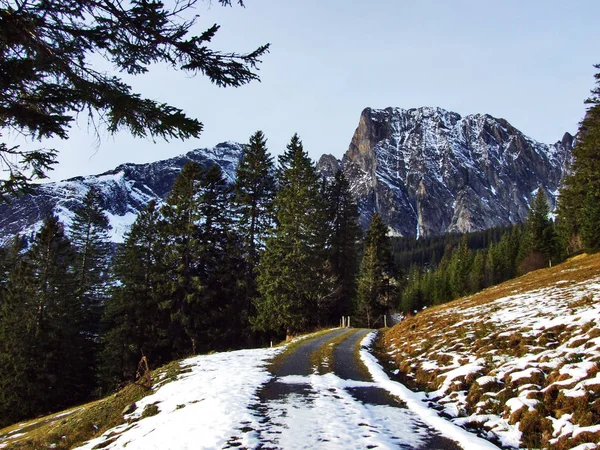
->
[318,107,573,237]
[0,142,243,244]
[0,107,574,244]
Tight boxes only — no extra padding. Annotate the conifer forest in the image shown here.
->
[0,0,599,437]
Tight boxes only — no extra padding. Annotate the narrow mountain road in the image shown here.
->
[230,328,462,450]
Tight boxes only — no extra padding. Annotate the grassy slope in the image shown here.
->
[380,253,600,449]
[0,329,336,450]
[0,360,186,450]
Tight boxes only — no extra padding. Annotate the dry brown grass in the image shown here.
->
[0,360,186,450]
[380,252,600,450]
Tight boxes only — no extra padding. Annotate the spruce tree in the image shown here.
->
[233,131,276,333]
[100,201,168,390]
[254,134,328,337]
[324,171,361,322]
[195,165,245,350]
[0,216,88,425]
[356,245,383,326]
[520,189,557,271]
[70,186,112,340]
[234,130,276,273]
[468,250,486,293]
[355,213,394,326]
[558,64,600,253]
[159,162,204,355]
[449,236,473,298]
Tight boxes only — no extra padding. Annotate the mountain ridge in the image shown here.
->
[0,107,573,243]
[324,106,573,237]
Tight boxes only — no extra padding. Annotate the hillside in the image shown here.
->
[380,253,600,449]
[0,142,243,245]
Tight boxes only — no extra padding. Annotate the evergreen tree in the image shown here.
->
[449,236,473,298]
[399,264,423,314]
[324,171,361,322]
[1,0,269,197]
[355,213,394,326]
[558,64,600,253]
[234,130,276,272]
[159,162,204,355]
[100,201,168,390]
[468,250,486,293]
[0,216,88,425]
[254,134,328,337]
[233,131,276,328]
[356,245,383,327]
[519,189,557,271]
[70,186,111,338]
[581,189,600,251]
[195,165,245,350]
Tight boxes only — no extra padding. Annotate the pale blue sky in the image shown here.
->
[12,0,600,181]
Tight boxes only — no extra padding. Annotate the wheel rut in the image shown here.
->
[232,329,462,449]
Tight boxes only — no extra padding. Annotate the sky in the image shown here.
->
[7,0,600,181]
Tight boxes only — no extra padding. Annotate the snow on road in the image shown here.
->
[75,332,498,450]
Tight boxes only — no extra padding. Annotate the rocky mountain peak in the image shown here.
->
[337,107,572,237]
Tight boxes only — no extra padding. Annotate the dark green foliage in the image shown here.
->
[324,171,361,322]
[468,250,486,293]
[398,225,524,313]
[0,0,269,197]
[581,189,600,252]
[194,165,245,351]
[519,188,557,272]
[355,245,383,327]
[70,186,111,334]
[233,131,276,330]
[449,236,473,298]
[234,130,276,271]
[100,200,168,391]
[0,216,89,427]
[558,64,600,253]
[254,134,329,336]
[159,162,204,355]
[355,213,394,327]
[392,226,508,270]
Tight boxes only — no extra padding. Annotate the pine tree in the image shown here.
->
[558,64,600,253]
[356,245,383,326]
[254,134,328,337]
[468,250,486,293]
[234,131,276,272]
[100,201,168,390]
[195,165,245,350]
[355,213,394,326]
[159,162,204,355]
[0,216,88,425]
[70,186,111,341]
[519,189,557,271]
[324,171,361,322]
[399,264,423,314]
[581,189,600,251]
[449,236,473,298]
[233,131,276,330]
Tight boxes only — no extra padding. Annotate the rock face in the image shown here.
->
[0,142,243,244]
[318,107,573,237]
[0,107,574,244]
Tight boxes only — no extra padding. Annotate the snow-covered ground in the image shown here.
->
[75,347,283,450]
[67,330,506,450]
[383,258,600,449]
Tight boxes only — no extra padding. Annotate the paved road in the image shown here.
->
[235,328,462,450]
